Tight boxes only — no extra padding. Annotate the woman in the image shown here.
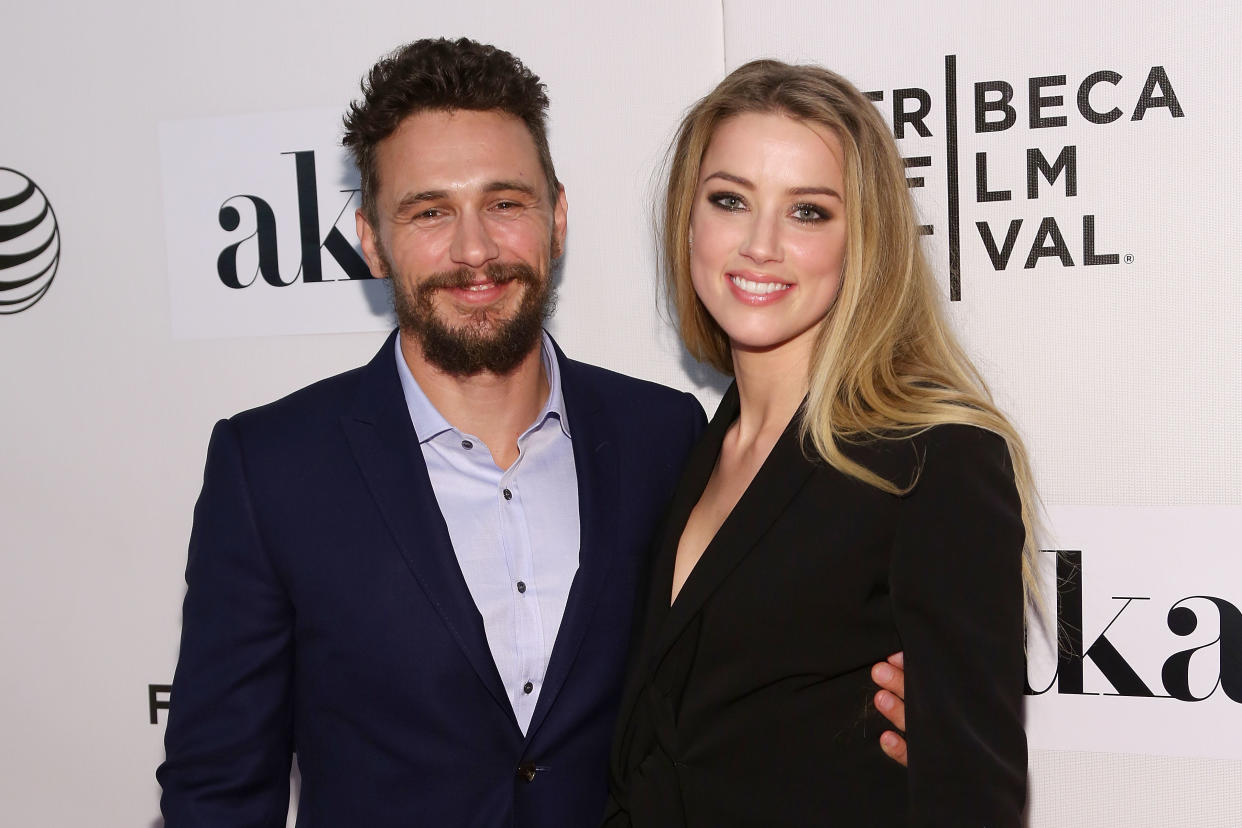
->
[606,60,1037,826]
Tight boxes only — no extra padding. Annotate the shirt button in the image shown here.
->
[516,762,537,783]
[503,488,513,501]
[523,681,534,694]
[461,439,473,450]
[516,581,527,594]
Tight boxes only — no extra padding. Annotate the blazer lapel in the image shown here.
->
[524,345,620,741]
[648,384,816,670]
[339,330,516,727]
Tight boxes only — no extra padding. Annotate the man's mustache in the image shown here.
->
[417,262,540,295]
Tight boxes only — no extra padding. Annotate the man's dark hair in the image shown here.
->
[343,37,559,224]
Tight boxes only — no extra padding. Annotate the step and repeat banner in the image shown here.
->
[2,0,1238,825]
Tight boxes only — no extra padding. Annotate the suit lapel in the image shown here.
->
[524,344,620,741]
[648,384,816,670]
[339,331,516,728]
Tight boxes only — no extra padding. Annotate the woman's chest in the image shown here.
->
[677,470,906,681]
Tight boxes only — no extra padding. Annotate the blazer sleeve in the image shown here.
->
[889,425,1027,827]
[157,418,294,827]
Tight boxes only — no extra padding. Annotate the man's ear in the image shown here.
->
[551,183,568,259]
[356,209,388,279]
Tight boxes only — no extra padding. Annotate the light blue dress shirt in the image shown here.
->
[395,332,580,734]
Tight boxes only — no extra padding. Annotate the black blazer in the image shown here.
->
[606,384,1026,827]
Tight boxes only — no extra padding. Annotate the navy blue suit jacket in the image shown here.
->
[158,331,705,827]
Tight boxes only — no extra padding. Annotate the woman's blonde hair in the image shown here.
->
[663,59,1041,599]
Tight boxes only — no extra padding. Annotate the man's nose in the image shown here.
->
[450,211,501,268]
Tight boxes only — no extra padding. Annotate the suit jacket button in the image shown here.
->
[516,762,537,782]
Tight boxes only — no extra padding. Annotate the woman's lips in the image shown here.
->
[726,271,793,305]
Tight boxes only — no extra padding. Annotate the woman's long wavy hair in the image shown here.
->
[663,59,1041,600]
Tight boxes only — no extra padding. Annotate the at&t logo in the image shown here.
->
[0,168,59,314]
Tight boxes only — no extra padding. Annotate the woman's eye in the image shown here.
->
[709,192,745,211]
[792,204,827,223]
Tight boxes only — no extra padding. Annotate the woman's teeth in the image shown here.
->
[730,275,789,294]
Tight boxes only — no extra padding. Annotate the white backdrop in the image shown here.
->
[1,1,1238,825]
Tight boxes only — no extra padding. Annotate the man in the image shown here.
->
[158,38,907,826]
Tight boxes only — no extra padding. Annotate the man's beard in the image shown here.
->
[385,252,557,377]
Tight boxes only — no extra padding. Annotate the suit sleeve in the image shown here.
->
[601,390,705,828]
[682,391,708,445]
[157,419,294,827]
[889,425,1027,827]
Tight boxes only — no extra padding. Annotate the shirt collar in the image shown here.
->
[395,330,571,445]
